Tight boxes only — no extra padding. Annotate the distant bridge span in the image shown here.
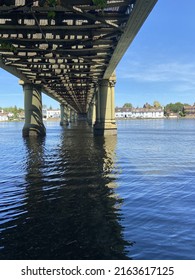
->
[0,0,157,136]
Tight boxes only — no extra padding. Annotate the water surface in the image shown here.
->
[0,119,195,259]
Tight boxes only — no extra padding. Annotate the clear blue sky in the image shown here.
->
[0,0,195,109]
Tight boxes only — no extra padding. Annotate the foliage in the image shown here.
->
[45,0,59,19]
[3,106,24,118]
[179,111,186,117]
[123,103,133,108]
[47,11,56,19]
[92,0,107,9]
[164,102,186,114]
[45,0,108,18]
[0,42,16,52]
[153,101,161,108]
[46,0,58,6]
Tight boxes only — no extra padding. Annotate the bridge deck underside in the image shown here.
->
[0,0,157,113]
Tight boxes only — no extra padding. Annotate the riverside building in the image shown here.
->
[115,107,164,119]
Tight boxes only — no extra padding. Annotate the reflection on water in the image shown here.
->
[1,119,195,260]
[0,122,133,260]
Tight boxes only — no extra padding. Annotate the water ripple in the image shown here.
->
[0,120,195,259]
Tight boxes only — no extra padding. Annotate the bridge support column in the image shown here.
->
[94,73,117,135]
[60,104,69,126]
[60,104,65,126]
[69,109,75,123]
[87,101,96,125]
[66,106,70,123]
[72,111,77,122]
[92,102,96,125]
[74,111,78,121]
[22,83,46,137]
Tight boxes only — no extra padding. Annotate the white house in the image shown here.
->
[0,112,8,121]
[115,107,164,119]
[42,108,60,119]
[115,107,132,118]
[7,112,14,118]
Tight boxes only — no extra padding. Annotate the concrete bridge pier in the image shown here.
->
[70,110,77,122]
[69,109,75,123]
[66,107,71,123]
[60,104,69,126]
[22,83,46,137]
[93,73,117,135]
[65,106,70,125]
[87,101,96,126]
[72,111,77,122]
[60,104,65,126]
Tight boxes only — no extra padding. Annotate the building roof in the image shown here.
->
[0,113,8,117]
[183,105,195,109]
[115,107,163,113]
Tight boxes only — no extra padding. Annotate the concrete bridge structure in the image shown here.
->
[0,0,157,136]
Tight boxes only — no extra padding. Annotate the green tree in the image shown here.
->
[153,101,161,108]
[123,103,133,108]
[2,106,24,119]
[164,102,185,114]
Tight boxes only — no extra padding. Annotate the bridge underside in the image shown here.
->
[0,0,157,136]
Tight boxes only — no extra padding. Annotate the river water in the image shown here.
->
[0,119,195,260]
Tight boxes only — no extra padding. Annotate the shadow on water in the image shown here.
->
[0,122,134,260]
